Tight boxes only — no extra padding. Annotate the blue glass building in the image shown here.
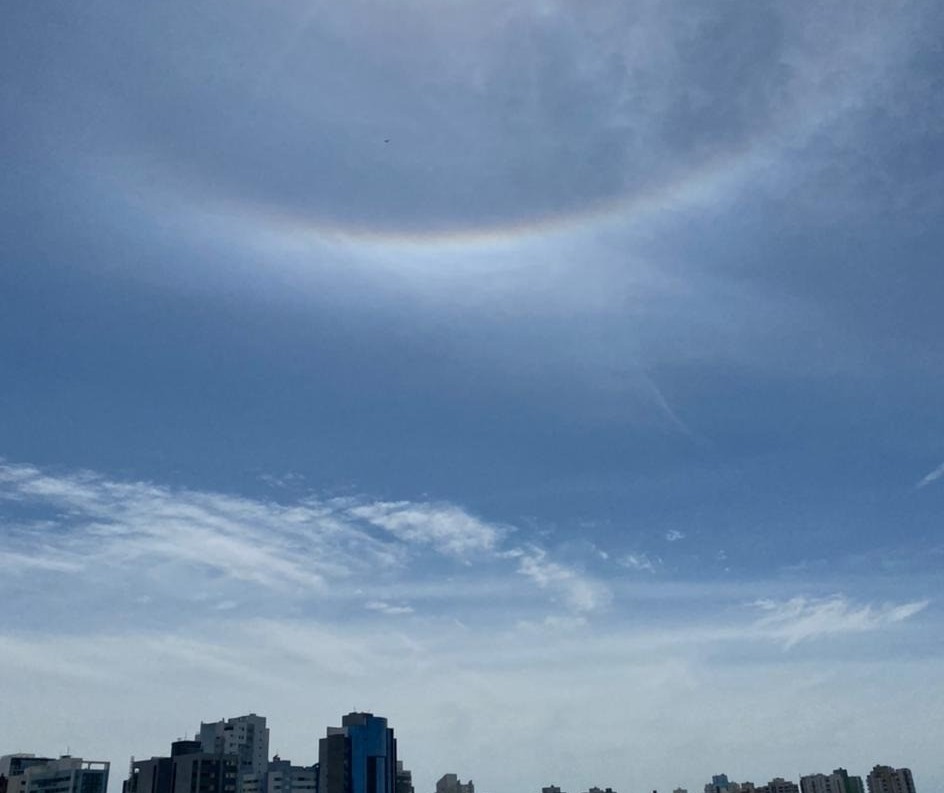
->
[318,713,398,793]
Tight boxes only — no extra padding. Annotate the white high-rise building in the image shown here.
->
[198,714,270,785]
[866,767,915,793]
[801,771,864,793]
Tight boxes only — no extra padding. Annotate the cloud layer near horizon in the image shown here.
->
[0,460,930,635]
[1,459,939,793]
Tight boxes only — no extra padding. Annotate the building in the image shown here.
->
[318,713,398,793]
[436,776,473,793]
[866,767,915,793]
[1,756,109,793]
[125,739,237,793]
[395,763,414,793]
[1,756,50,793]
[758,779,799,793]
[0,759,56,779]
[802,775,831,793]
[123,755,173,793]
[801,771,865,793]
[542,787,563,793]
[199,715,270,783]
[172,751,239,793]
[832,770,864,793]
[706,777,738,793]
[263,757,317,793]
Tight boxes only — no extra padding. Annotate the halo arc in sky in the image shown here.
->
[114,8,906,267]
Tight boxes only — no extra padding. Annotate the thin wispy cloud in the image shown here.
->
[512,546,612,613]
[0,462,391,592]
[0,550,84,574]
[365,600,415,616]
[751,595,930,648]
[0,459,606,621]
[915,461,944,489]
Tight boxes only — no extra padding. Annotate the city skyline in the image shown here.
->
[2,1,944,792]
[0,713,923,793]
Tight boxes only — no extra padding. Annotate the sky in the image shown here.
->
[2,1,944,792]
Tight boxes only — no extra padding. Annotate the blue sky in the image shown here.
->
[2,2,944,792]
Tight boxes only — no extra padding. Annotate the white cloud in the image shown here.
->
[619,553,658,573]
[751,595,929,648]
[515,547,612,613]
[0,462,405,594]
[916,460,944,489]
[0,550,84,573]
[665,530,685,542]
[516,615,588,632]
[348,501,502,558]
[0,460,607,622]
[365,600,415,616]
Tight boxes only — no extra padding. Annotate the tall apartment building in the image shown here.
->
[199,715,270,783]
[866,767,915,793]
[0,756,109,793]
[802,771,865,793]
[832,771,864,793]
[436,775,473,793]
[318,713,398,793]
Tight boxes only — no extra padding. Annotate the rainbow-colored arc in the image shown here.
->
[214,136,766,260]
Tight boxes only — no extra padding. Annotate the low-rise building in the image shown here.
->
[265,757,317,793]
[436,776,473,793]
[1,756,108,793]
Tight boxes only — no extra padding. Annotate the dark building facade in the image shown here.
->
[125,741,237,793]
[832,771,864,793]
[394,763,412,793]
